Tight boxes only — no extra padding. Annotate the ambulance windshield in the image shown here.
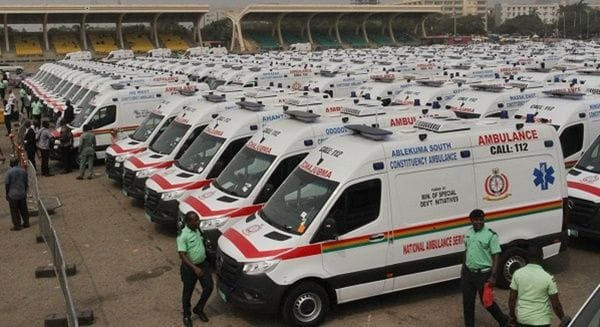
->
[71,105,96,128]
[213,147,275,198]
[150,121,190,155]
[576,136,600,174]
[176,133,225,173]
[259,168,338,235]
[131,112,164,142]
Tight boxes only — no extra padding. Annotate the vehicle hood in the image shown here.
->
[567,169,600,203]
[146,165,210,192]
[123,149,174,171]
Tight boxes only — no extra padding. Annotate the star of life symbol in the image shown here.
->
[533,162,555,190]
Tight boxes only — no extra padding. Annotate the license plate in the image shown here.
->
[568,229,579,237]
[144,212,152,222]
[218,288,227,302]
[115,162,121,168]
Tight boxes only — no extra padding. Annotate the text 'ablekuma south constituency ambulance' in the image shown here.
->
[215,117,568,326]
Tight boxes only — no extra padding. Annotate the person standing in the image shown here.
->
[31,97,42,124]
[5,157,29,231]
[36,120,52,176]
[177,211,213,326]
[62,100,74,125]
[23,93,32,119]
[77,124,95,180]
[3,99,12,136]
[59,121,74,174]
[0,74,5,102]
[19,84,27,114]
[508,247,570,327]
[23,120,37,170]
[462,209,509,327]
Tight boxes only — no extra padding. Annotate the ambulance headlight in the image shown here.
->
[243,259,280,275]
[136,168,157,178]
[161,190,185,201]
[115,154,133,163]
[199,216,228,230]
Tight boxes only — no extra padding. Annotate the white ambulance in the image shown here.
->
[215,117,568,326]
[389,79,466,110]
[513,87,600,168]
[444,80,546,119]
[566,134,600,240]
[123,94,291,201]
[144,93,343,226]
[178,102,455,253]
[51,82,200,160]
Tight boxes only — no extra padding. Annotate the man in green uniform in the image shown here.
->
[462,209,509,327]
[31,97,43,123]
[177,211,213,326]
[508,247,570,327]
[77,124,95,180]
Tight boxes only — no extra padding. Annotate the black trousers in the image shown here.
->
[26,147,36,170]
[40,149,50,175]
[181,261,213,317]
[4,114,11,134]
[8,197,29,227]
[61,146,73,172]
[461,265,508,327]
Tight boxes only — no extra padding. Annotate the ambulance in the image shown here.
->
[123,92,292,201]
[178,102,455,254]
[389,79,466,110]
[215,117,568,326]
[354,73,413,106]
[144,93,344,226]
[514,87,600,168]
[52,82,200,161]
[444,80,546,119]
[101,49,135,63]
[567,135,600,240]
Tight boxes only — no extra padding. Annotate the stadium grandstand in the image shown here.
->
[0,3,439,60]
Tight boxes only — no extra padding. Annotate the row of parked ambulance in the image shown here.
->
[23,41,600,326]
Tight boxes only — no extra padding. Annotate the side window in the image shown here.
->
[326,179,381,235]
[176,125,206,159]
[207,136,250,179]
[89,105,116,129]
[254,153,307,204]
[560,123,584,158]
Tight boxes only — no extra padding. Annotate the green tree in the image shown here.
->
[496,14,547,36]
[201,19,232,44]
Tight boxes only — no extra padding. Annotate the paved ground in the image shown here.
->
[0,120,599,327]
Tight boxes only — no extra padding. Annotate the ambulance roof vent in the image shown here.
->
[414,117,471,133]
[215,84,243,93]
[341,103,385,117]
[345,124,392,141]
[236,100,265,111]
[525,67,552,73]
[111,74,121,80]
[203,94,226,103]
[249,66,261,72]
[451,63,471,70]
[179,88,198,97]
[470,83,508,92]
[110,83,125,90]
[244,89,276,98]
[417,79,446,87]
[370,73,396,82]
[286,110,320,123]
[542,88,585,99]
[320,70,338,77]
[285,95,322,106]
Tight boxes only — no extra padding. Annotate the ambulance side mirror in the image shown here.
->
[320,218,338,241]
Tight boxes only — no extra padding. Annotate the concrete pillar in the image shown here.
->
[276,13,285,47]
[195,15,203,44]
[362,14,371,44]
[334,14,343,44]
[152,13,161,48]
[43,13,49,51]
[80,14,88,50]
[4,14,8,53]
[237,19,244,52]
[389,14,398,44]
[117,13,125,49]
[306,14,316,44]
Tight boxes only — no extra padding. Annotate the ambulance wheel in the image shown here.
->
[497,247,528,289]
[282,281,329,327]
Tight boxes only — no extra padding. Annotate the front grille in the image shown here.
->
[105,154,115,172]
[216,248,243,288]
[145,189,160,211]
[123,168,135,187]
[569,197,599,228]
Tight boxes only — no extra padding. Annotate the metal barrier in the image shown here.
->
[27,161,82,327]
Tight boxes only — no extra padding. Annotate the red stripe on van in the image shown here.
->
[568,181,600,197]
[110,144,146,155]
[150,174,211,191]
[183,196,234,217]
[128,157,174,169]
[223,229,289,258]
[227,204,264,218]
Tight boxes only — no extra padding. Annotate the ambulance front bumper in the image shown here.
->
[567,196,600,240]
[215,248,285,313]
[144,190,179,225]
[122,168,147,200]
[105,154,124,182]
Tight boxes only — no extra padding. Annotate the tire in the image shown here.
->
[497,247,528,289]
[282,281,329,327]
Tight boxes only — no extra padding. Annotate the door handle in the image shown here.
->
[369,233,385,242]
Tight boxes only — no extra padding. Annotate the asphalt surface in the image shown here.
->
[0,121,599,327]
